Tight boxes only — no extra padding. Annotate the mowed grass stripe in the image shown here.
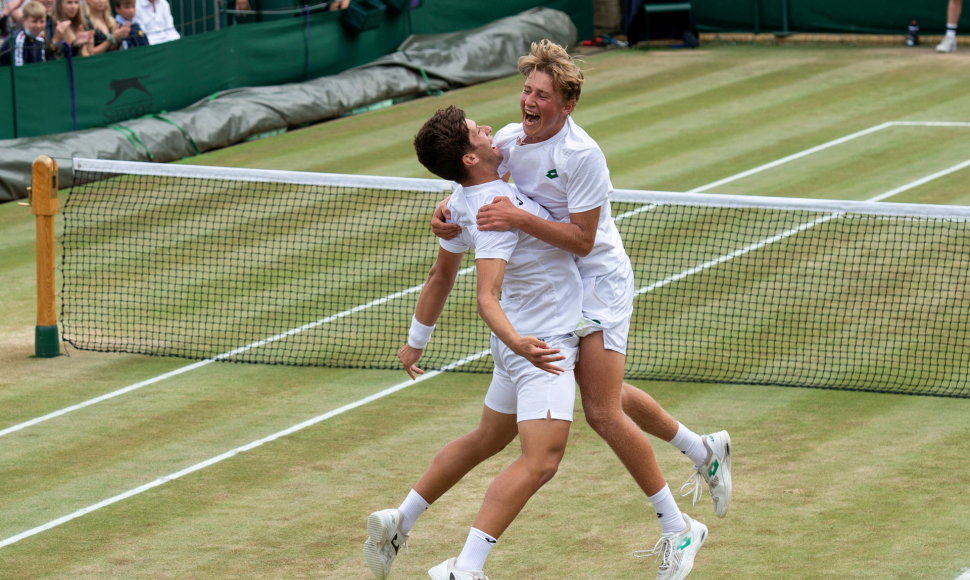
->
[0,372,493,576]
[0,363,403,534]
[583,52,965,193]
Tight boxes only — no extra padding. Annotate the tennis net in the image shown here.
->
[59,158,970,398]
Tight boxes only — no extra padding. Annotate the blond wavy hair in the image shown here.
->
[516,39,584,104]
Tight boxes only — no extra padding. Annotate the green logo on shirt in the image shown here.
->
[545,169,559,179]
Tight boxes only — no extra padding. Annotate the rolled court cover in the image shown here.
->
[0,7,577,202]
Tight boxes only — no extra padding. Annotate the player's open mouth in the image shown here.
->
[523,111,540,124]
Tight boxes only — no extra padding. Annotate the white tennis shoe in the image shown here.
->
[428,557,489,580]
[363,508,407,579]
[680,430,732,517]
[936,36,957,53]
[636,514,708,580]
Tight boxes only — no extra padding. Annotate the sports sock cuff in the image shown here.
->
[455,527,496,572]
[671,423,709,467]
[648,485,686,535]
[399,489,431,534]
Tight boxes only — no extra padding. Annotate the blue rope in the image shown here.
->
[303,4,311,79]
[62,42,77,131]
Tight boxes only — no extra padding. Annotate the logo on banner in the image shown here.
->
[104,76,153,122]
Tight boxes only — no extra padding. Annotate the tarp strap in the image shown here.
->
[110,124,155,160]
[303,5,312,80]
[150,114,202,156]
[418,67,443,96]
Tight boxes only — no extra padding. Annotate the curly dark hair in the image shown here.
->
[414,105,472,183]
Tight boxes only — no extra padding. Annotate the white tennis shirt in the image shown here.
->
[439,179,582,338]
[494,117,629,279]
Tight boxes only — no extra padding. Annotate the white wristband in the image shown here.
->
[407,316,435,349]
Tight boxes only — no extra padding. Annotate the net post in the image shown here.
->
[31,155,60,358]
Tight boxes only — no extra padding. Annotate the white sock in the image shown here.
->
[946,24,958,39]
[648,485,687,535]
[670,423,709,467]
[455,527,496,572]
[398,489,430,535]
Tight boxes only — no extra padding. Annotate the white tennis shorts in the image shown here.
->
[483,332,579,422]
[574,266,634,355]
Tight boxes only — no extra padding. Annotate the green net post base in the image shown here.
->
[34,325,60,358]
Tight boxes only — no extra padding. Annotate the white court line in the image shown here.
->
[0,348,491,549]
[955,569,970,580]
[868,159,970,202]
[0,265,471,439]
[632,158,970,295]
[2,120,968,548]
[693,120,970,193]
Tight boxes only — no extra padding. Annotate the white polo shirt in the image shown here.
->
[494,117,629,279]
[439,179,582,338]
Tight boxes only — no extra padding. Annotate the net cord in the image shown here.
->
[613,189,970,219]
[73,158,970,220]
[72,158,453,194]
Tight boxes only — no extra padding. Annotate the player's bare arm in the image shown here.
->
[477,197,599,257]
[398,247,464,379]
[475,258,566,374]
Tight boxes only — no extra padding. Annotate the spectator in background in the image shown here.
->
[35,0,60,48]
[53,0,93,56]
[114,0,148,48]
[225,0,256,25]
[83,0,129,54]
[936,0,962,52]
[133,0,178,44]
[0,0,48,65]
[2,0,28,39]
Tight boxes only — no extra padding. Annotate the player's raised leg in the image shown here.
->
[621,382,733,517]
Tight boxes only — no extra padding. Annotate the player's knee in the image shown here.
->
[525,455,562,486]
[583,404,621,433]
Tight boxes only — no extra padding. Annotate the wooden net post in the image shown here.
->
[31,155,60,358]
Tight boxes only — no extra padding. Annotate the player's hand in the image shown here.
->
[477,196,522,232]
[431,196,460,240]
[514,336,566,375]
[398,344,425,380]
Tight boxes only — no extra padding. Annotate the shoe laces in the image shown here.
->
[679,469,704,507]
[634,535,674,571]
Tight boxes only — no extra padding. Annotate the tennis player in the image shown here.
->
[364,106,583,580]
[432,40,727,580]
